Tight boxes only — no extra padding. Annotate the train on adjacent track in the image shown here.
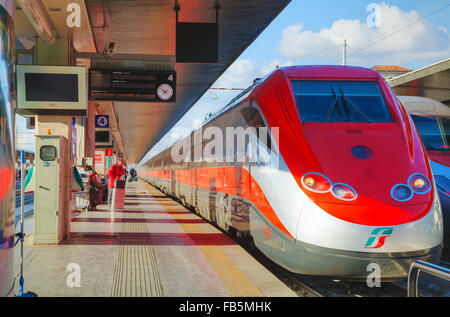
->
[0,3,16,297]
[138,65,444,280]
[399,96,450,242]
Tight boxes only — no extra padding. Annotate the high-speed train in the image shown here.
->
[0,3,16,296]
[398,96,450,241]
[138,65,444,280]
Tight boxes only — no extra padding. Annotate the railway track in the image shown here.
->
[15,191,34,208]
[15,189,34,222]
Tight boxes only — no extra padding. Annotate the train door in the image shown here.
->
[231,154,251,233]
[208,177,217,223]
[214,170,229,231]
[194,168,198,208]
[170,169,175,196]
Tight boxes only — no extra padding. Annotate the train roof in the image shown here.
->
[398,96,450,117]
[204,65,385,126]
[277,65,383,79]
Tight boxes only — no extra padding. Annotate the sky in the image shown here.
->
[138,0,450,163]
[16,0,450,161]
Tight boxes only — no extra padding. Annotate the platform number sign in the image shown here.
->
[95,115,109,128]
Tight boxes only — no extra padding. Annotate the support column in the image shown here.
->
[87,100,97,163]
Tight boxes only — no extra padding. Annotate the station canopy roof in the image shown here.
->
[82,0,291,163]
[15,0,290,163]
[388,58,450,107]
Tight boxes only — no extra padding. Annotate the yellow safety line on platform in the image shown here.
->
[138,180,265,297]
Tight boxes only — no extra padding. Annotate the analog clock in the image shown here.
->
[157,84,174,101]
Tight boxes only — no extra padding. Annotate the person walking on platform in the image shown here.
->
[129,167,137,182]
[107,160,125,207]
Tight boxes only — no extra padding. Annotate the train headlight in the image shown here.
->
[408,173,431,194]
[304,177,315,187]
[331,183,358,201]
[414,178,425,188]
[391,184,413,201]
[301,172,331,193]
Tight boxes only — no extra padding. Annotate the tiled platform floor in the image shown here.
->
[14,181,296,297]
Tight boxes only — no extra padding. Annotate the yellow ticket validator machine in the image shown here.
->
[33,136,67,244]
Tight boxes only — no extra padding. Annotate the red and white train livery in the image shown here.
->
[138,66,443,279]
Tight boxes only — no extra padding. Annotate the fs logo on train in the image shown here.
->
[364,227,394,249]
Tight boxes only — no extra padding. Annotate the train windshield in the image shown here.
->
[291,80,392,123]
[411,115,450,151]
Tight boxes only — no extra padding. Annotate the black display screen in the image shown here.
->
[176,22,218,63]
[95,130,110,143]
[89,69,176,102]
[25,73,79,102]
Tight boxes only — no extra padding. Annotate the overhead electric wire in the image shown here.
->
[347,1,450,58]
[358,0,450,50]
[291,43,343,61]
[346,44,413,68]
[209,87,246,90]
[333,0,450,64]
[210,43,343,90]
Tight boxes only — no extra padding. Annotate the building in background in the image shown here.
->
[15,149,34,166]
[15,149,34,178]
[372,65,413,80]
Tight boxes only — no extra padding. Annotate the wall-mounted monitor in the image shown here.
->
[17,65,87,116]
[95,128,112,148]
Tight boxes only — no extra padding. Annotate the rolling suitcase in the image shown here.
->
[112,180,126,209]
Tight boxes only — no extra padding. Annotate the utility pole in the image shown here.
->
[342,39,347,66]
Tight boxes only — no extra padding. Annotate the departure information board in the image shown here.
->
[89,69,176,102]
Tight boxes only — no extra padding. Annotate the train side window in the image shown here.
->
[239,102,277,164]
[292,80,392,123]
[411,115,449,151]
[240,105,264,127]
[440,117,450,147]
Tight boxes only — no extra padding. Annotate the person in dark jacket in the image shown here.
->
[129,167,137,182]
[88,172,105,211]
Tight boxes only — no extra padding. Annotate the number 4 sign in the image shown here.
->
[95,115,109,128]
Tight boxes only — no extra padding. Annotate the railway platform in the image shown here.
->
[14,181,296,297]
